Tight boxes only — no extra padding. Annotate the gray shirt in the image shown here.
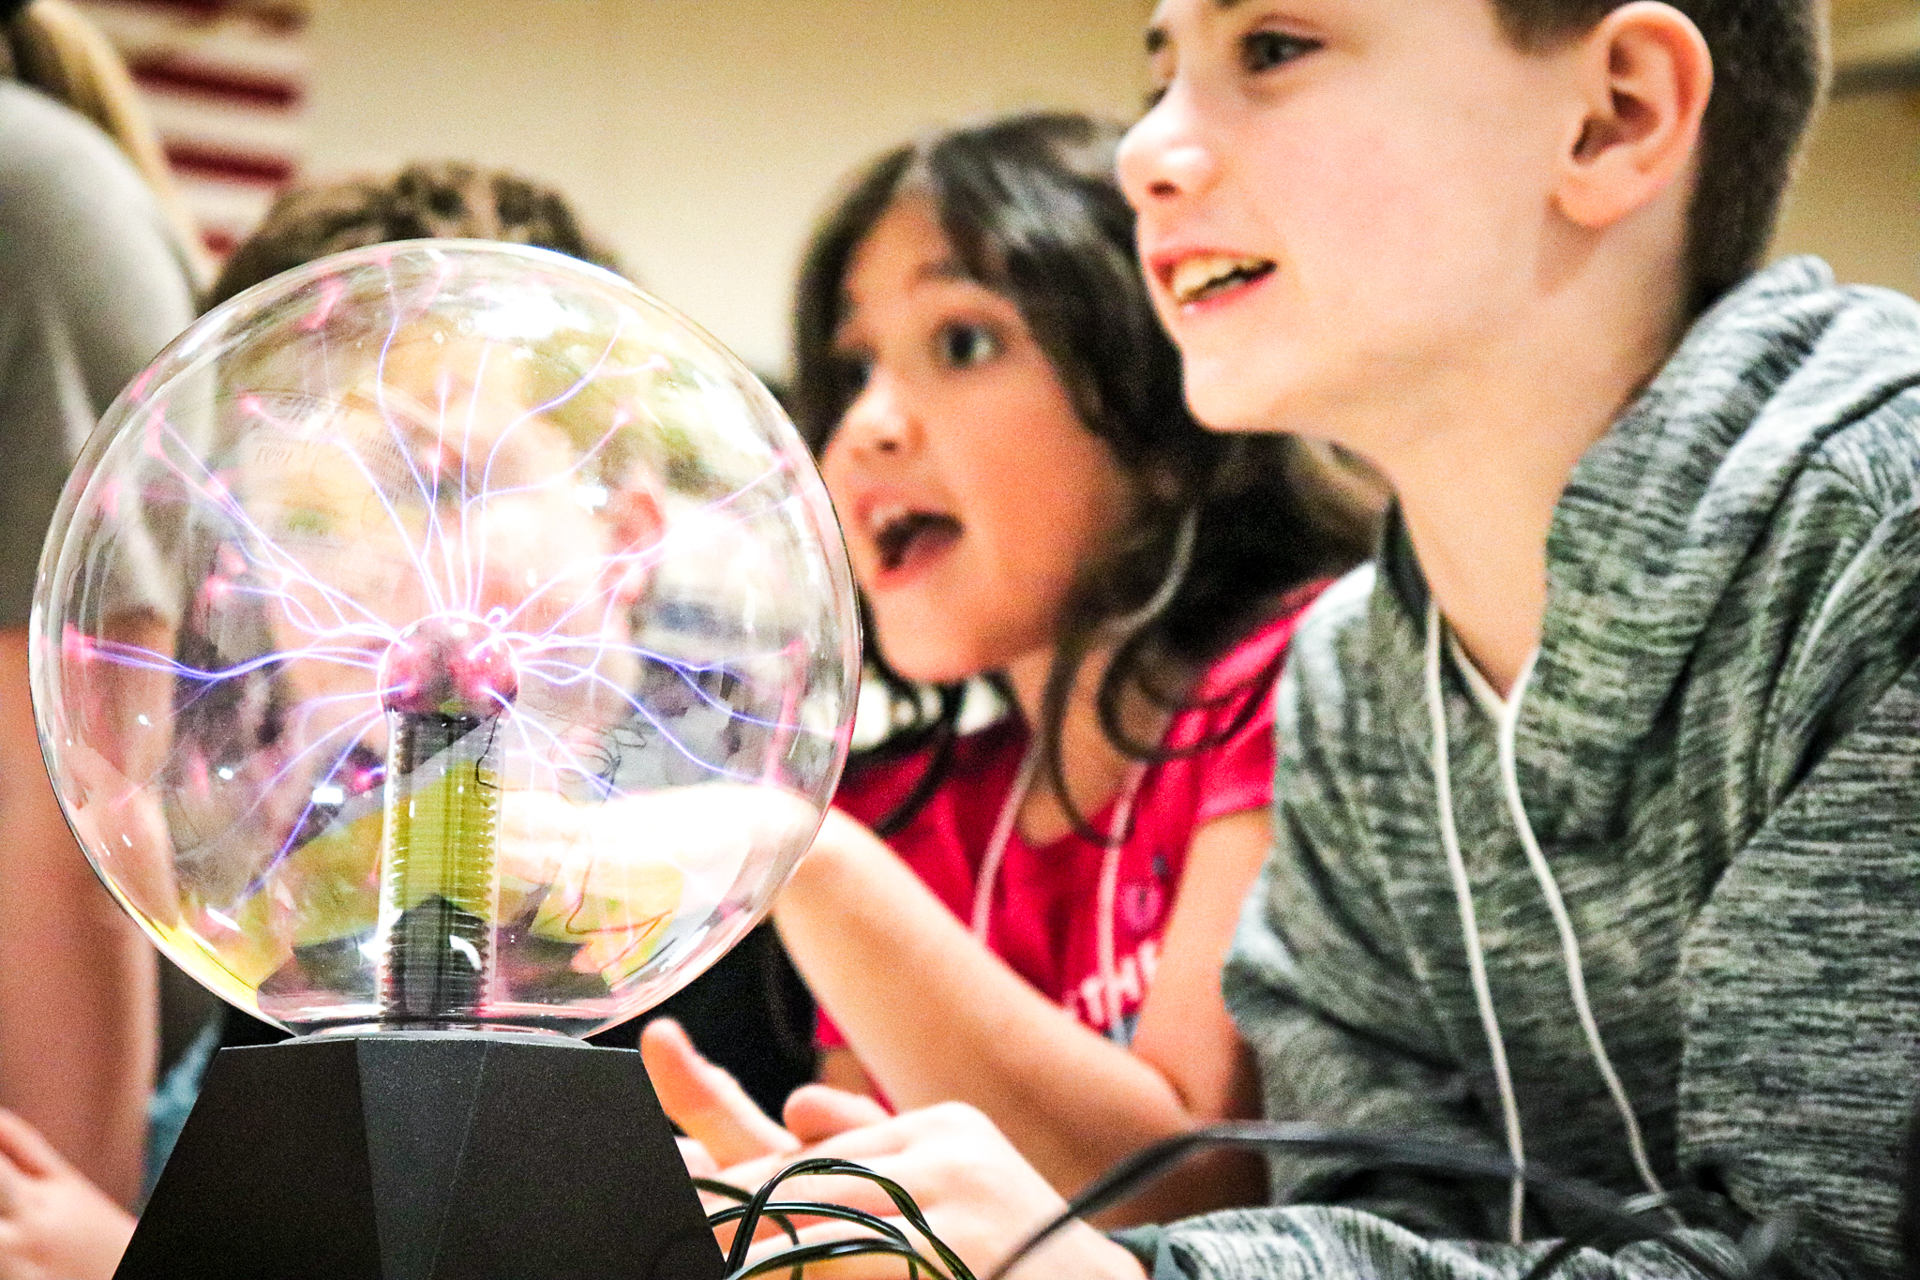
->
[0,80,194,625]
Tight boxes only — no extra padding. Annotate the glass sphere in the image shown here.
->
[31,241,858,1038]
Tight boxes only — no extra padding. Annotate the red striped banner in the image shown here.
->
[75,0,308,260]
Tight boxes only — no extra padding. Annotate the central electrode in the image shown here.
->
[375,613,519,1024]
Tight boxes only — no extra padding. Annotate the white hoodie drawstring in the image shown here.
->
[1424,599,1670,1247]
[1492,653,1670,1209]
[1425,600,1529,1244]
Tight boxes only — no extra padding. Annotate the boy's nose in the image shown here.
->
[1118,94,1219,209]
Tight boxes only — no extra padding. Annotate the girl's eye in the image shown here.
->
[937,322,1001,369]
[1241,29,1319,74]
[833,353,873,400]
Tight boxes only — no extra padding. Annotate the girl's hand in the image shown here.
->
[727,1103,1146,1280]
[643,1024,1138,1277]
[0,1109,134,1280]
[641,1018,802,1169]
[643,1018,896,1167]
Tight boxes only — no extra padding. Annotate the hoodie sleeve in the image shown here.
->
[1675,443,1920,1273]
[1116,1211,1753,1279]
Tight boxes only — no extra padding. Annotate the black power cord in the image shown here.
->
[707,1123,1826,1280]
[706,1157,976,1278]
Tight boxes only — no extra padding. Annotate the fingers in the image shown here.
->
[0,1111,61,1181]
[785,1084,890,1145]
[640,1019,799,1168]
[716,1112,916,1194]
[711,1120,926,1225]
[714,1100,981,1194]
[677,1135,719,1179]
[719,1166,902,1222]
[711,1104,1027,1233]
[742,1214,923,1280]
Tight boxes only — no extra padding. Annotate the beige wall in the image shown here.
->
[1774,89,1920,299]
[307,0,1920,373]
[1772,0,1920,296]
[304,0,1151,374]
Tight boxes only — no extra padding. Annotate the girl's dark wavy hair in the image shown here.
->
[791,112,1378,837]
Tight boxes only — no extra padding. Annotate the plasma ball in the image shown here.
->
[378,614,519,720]
[30,242,860,1038]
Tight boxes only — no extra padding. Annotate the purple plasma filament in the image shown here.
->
[378,614,519,721]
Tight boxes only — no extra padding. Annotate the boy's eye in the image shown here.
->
[1241,29,1319,74]
[937,322,1001,369]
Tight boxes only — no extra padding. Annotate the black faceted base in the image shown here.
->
[117,1032,726,1280]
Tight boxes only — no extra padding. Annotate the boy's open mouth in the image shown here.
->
[872,508,962,574]
[1169,254,1276,306]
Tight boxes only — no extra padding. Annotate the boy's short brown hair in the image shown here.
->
[1492,0,1826,314]
[208,161,621,309]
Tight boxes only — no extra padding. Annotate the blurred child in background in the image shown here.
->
[0,0,199,1271]
[199,161,820,1123]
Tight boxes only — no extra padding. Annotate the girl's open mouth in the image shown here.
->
[873,509,963,576]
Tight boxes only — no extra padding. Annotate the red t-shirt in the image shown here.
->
[817,590,1319,1052]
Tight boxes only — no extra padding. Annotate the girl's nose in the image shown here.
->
[1118,89,1219,209]
[835,370,918,458]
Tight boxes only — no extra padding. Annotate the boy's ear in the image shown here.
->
[1553,2,1713,230]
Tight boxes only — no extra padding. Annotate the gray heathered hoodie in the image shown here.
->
[1122,259,1920,1278]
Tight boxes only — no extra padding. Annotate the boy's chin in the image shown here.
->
[1179,362,1296,436]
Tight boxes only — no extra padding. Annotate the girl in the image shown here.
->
[651,112,1376,1223]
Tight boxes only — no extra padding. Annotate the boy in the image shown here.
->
[661,0,1920,1275]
